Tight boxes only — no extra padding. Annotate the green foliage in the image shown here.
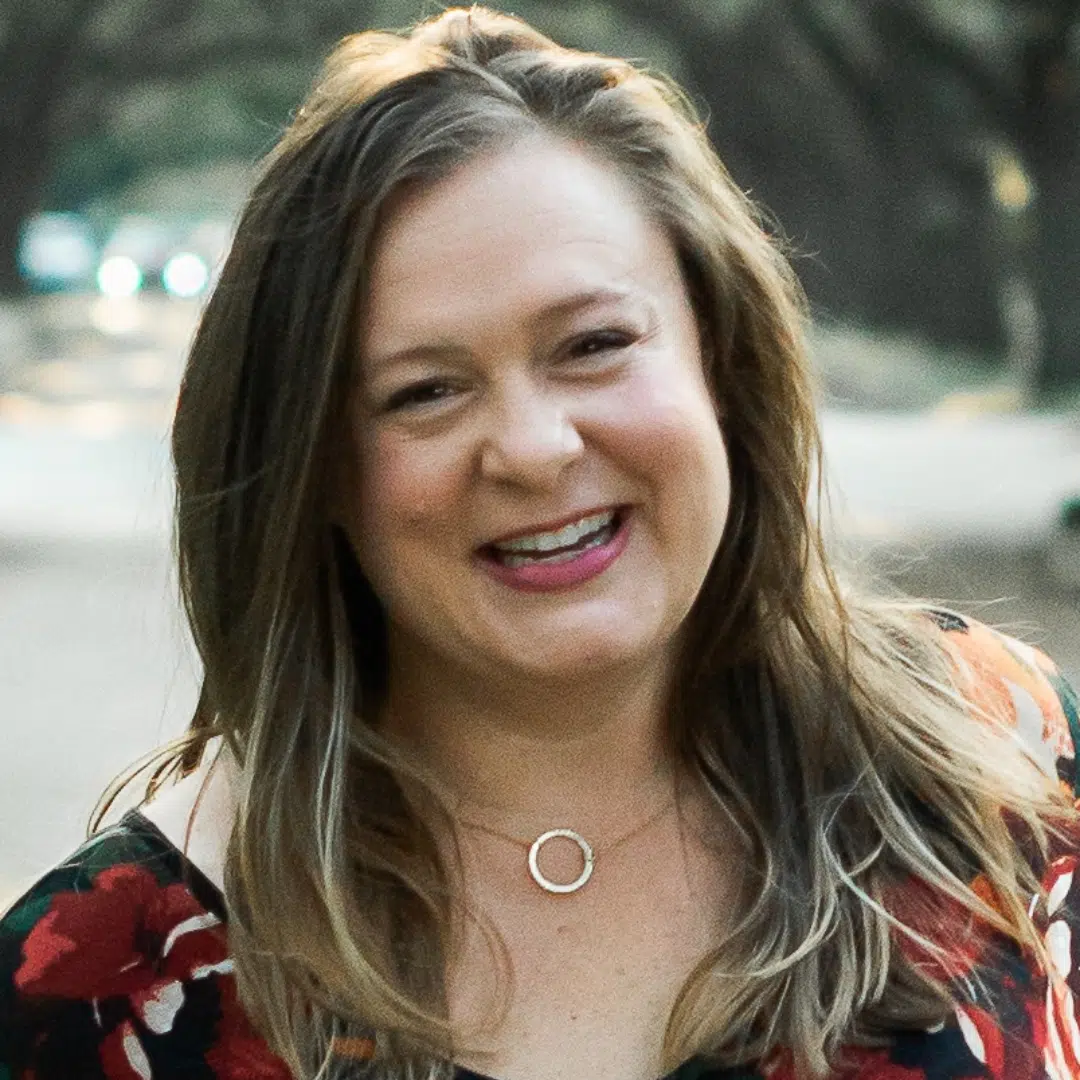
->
[42,0,680,213]
[48,59,314,209]
[5,0,1079,393]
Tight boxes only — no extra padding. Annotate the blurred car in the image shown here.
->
[96,216,176,297]
[17,213,99,293]
[96,215,232,300]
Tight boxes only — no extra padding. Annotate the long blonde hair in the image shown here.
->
[118,8,1073,1078]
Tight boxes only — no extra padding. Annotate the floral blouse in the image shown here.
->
[2,613,1079,1079]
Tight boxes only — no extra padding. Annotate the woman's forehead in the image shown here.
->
[359,136,683,354]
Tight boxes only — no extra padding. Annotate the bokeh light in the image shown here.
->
[96,255,143,298]
[162,252,209,298]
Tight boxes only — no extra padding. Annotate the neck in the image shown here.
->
[379,642,679,834]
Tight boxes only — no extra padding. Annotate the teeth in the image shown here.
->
[501,527,612,568]
[494,511,616,554]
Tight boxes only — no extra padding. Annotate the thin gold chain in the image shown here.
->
[455,792,677,855]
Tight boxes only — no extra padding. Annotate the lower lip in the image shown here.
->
[478,512,632,593]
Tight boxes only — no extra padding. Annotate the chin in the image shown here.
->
[499,629,663,682]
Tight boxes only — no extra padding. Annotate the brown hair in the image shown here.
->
[125,8,1072,1078]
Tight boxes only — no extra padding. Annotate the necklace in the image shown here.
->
[454,793,677,895]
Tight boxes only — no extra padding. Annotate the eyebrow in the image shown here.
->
[363,286,639,372]
[529,285,636,323]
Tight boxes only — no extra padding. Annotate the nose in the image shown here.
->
[478,381,584,490]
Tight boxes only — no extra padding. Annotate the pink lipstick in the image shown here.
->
[477,509,631,593]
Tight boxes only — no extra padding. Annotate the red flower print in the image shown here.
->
[11,861,236,1076]
[886,875,995,984]
[15,864,226,1004]
[837,1050,926,1079]
[205,961,294,1079]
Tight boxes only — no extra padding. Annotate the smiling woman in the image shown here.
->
[2,8,1080,1080]
[344,134,729,687]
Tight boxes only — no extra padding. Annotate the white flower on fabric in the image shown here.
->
[1045,984,1072,1080]
[1063,984,1080,1064]
[1006,678,1057,775]
[956,1006,986,1063]
[1000,634,1040,671]
[1047,920,1073,979]
[122,1022,153,1079]
[161,912,221,957]
[1048,870,1075,917]
[191,958,235,978]
[138,978,185,1034]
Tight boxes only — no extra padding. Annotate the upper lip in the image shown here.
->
[482,505,623,547]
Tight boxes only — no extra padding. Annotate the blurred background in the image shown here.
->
[2,0,1079,899]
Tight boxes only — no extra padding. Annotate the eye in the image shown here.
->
[384,379,459,412]
[564,328,635,362]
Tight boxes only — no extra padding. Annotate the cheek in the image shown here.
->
[598,369,730,507]
[354,432,471,557]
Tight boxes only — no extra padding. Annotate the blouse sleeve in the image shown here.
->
[929,610,1080,801]
[930,612,1080,1076]
[0,824,288,1079]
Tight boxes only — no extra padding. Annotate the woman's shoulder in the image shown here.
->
[863,609,1080,1077]
[924,607,1080,798]
[1,809,225,927]
[0,811,286,1078]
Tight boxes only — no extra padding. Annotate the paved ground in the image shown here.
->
[0,298,197,900]
[1,538,197,894]
[1,296,1078,904]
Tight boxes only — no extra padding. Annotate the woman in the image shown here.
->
[2,8,1078,1079]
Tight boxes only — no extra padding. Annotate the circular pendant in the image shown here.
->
[527,828,595,893]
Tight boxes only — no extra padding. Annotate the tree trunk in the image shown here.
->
[0,1,101,297]
[0,178,40,298]
[1021,1,1080,397]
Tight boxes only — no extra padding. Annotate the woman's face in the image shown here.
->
[343,134,731,686]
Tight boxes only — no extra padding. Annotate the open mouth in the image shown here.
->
[481,507,625,569]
